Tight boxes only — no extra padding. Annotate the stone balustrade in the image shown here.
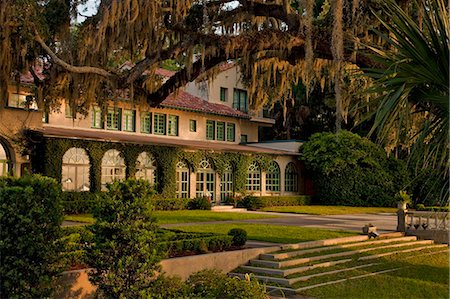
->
[397,209,449,244]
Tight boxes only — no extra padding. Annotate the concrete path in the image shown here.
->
[162,211,397,233]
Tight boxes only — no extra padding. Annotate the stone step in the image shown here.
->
[261,236,417,261]
[251,240,434,269]
[359,244,448,261]
[229,272,291,286]
[277,232,403,252]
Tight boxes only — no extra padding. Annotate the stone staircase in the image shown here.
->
[229,232,449,296]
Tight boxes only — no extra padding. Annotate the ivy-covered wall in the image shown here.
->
[25,131,275,197]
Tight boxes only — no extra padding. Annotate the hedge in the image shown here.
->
[157,235,233,257]
[238,195,311,210]
[153,197,189,211]
[62,191,99,214]
[415,205,450,212]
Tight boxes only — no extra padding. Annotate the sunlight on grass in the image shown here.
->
[174,223,356,244]
[64,210,278,224]
[260,206,397,215]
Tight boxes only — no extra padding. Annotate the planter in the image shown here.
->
[362,226,377,234]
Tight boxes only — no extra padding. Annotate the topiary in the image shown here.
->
[228,228,248,247]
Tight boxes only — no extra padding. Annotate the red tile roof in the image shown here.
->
[162,91,250,119]
[37,126,297,155]
[155,68,176,78]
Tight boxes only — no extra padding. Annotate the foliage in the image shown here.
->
[59,226,94,268]
[147,275,192,299]
[62,191,99,214]
[188,196,212,210]
[228,228,248,247]
[157,234,233,257]
[238,195,311,210]
[0,175,63,299]
[153,196,189,211]
[362,0,449,204]
[414,205,450,212]
[238,196,264,210]
[395,191,412,205]
[260,205,397,215]
[186,270,267,299]
[300,131,409,207]
[87,179,163,298]
[176,223,356,244]
[25,133,277,196]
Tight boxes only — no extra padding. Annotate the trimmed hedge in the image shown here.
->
[188,196,212,210]
[238,195,311,210]
[153,197,189,211]
[62,191,99,214]
[228,228,247,246]
[157,235,233,257]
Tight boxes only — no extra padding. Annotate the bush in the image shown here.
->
[188,196,212,210]
[59,226,93,268]
[157,234,233,257]
[300,131,410,207]
[147,275,191,299]
[0,175,63,298]
[153,196,189,210]
[61,191,99,214]
[228,228,247,247]
[87,179,163,298]
[186,270,266,299]
[238,196,263,210]
[415,205,449,212]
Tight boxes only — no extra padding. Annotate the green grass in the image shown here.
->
[300,251,449,299]
[173,223,357,244]
[64,210,278,225]
[260,205,397,215]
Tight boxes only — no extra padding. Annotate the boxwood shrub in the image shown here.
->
[152,197,189,211]
[62,191,99,214]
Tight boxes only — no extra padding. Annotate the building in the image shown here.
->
[0,64,304,203]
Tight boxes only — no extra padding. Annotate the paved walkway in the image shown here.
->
[162,211,398,233]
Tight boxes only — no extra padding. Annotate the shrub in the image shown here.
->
[228,228,247,247]
[87,179,163,298]
[188,196,212,210]
[59,226,93,268]
[300,131,410,207]
[157,234,233,257]
[147,275,191,299]
[61,191,99,214]
[153,196,189,210]
[0,175,63,298]
[238,196,263,210]
[186,270,266,299]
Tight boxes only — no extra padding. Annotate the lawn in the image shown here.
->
[173,223,357,244]
[301,251,449,299]
[260,205,397,215]
[64,210,278,225]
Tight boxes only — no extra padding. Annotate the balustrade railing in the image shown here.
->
[404,211,449,231]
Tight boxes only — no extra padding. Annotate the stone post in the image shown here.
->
[397,204,407,232]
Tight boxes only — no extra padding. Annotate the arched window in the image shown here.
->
[285,162,299,192]
[135,152,157,185]
[101,149,126,190]
[62,147,90,191]
[0,142,9,177]
[266,161,280,192]
[220,164,233,201]
[176,161,189,198]
[196,160,215,201]
[246,162,260,192]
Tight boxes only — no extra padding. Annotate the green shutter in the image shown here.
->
[217,122,225,141]
[206,120,215,140]
[226,123,235,142]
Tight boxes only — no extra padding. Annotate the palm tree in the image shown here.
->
[363,0,449,204]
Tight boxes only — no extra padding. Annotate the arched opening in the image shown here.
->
[285,162,299,192]
[266,161,280,192]
[220,164,234,202]
[0,141,10,176]
[196,160,216,202]
[246,161,261,192]
[62,147,90,191]
[176,160,190,198]
[101,149,126,190]
[135,152,157,185]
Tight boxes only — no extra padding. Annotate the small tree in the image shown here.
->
[87,179,163,298]
[0,175,63,298]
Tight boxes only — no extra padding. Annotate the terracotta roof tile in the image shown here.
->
[162,91,250,119]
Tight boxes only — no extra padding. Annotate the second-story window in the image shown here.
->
[189,119,197,132]
[168,115,179,136]
[92,107,102,128]
[220,87,228,102]
[154,113,166,135]
[226,123,235,142]
[8,93,38,110]
[206,120,215,140]
[241,134,248,144]
[217,122,225,141]
[106,108,121,130]
[141,112,152,133]
[233,89,248,113]
[123,110,136,132]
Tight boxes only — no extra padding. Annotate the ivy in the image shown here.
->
[24,130,278,196]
